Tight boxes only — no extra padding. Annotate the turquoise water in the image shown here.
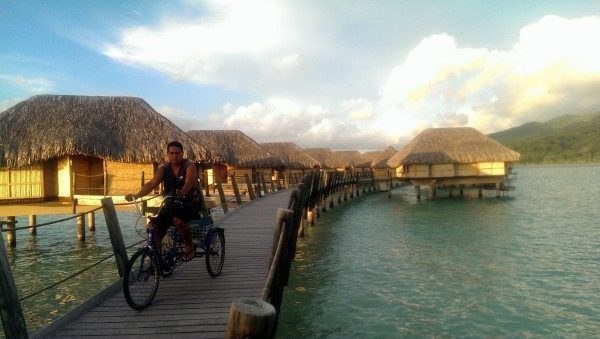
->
[278,165,600,337]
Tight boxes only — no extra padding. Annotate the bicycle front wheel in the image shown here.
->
[205,230,225,277]
[124,248,159,310]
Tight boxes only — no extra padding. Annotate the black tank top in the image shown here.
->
[162,159,197,202]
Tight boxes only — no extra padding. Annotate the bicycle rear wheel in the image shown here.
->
[124,248,159,310]
[205,230,225,277]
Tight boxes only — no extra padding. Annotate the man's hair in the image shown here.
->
[167,140,184,152]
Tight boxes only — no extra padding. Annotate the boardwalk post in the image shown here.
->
[72,198,78,214]
[230,175,243,206]
[76,214,85,242]
[415,185,421,199]
[29,215,37,236]
[216,176,229,214]
[6,216,16,247]
[101,197,128,277]
[244,174,256,200]
[225,298,275,339]
[0,230,29,338]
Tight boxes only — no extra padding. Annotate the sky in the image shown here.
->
[1,0,599,151]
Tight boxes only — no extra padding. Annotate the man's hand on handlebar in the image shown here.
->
[125,194,137,202]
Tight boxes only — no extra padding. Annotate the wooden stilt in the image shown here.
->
[496,182,501,198]
[459,184,464,198]
[87,211,95,231]
[449,186,453,198]
[478,187,483,199]
[307,208,315,226]
[29,215,37,235]
[416,185,421,200]
[428,185,434,200]
[76,214,85,242]
[6,216,16,247]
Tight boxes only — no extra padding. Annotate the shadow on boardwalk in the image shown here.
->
[36,190,291,338]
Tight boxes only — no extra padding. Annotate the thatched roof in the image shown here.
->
[333,150,371,168]
[371,146,397,168]
[362,150,382,163]
[260,142,319,169]
[304,147,340,169]
[187,130,281,168]
[0,95,211,168]
[387,127,521,167]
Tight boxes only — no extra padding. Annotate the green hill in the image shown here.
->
[488,112,600,163]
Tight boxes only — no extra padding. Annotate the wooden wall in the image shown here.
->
[0,165,43,199]
[106,161,155,195]
[396,162,507,178]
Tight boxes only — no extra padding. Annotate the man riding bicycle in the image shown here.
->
[126,140,200,262]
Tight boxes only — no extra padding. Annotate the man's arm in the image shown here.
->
[126,166,164,201]
[178,162,197,196]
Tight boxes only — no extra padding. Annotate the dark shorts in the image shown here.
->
[155,200,201,233]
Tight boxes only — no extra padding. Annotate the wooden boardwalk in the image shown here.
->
[41,190,290,338]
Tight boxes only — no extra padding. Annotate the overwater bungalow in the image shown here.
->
[370,146,397,191]
[333,150,371,172]
[260,142,320,183]
[0,95,210,204]
[387,127,520,198]
[304,148,341,170]
[187,130,281,190]
[362,150,382,164]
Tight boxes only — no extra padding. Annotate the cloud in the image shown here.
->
[157,104,207,130]
[105,12,600,150]
[378,15,600,134]
[205,98,392,150]
[0,74,54,93]
[103,0,291,89]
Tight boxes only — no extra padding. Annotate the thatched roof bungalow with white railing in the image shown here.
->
[187,130,281,190]
[387,127,520,198]
[0,95,210,203]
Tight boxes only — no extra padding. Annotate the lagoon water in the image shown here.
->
[1,165,598,336]
[278,164,599,337]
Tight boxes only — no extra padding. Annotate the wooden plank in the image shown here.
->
[40,190,291,338]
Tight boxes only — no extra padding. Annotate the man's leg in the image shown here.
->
[173,217,194,260]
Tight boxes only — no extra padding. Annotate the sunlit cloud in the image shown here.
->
[106,11,600,150]
[378,15,600,136]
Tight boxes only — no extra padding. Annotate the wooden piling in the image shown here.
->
[5,216,16,247]
[88,212,95,231]
[244,174,256,200]
[307,208,315,226]
[459,184,464,198]
[72,198,78,214]
[0,230,28,337]
[416,185,421,199]
[231,175,243,205]
[496,182,501,198]
[428,185,434,200]
[225,298,275,339]
[29,215,37,236]
[76,214,85,242]
[478,186,483,198]
[216,176,229,214]
[449,186,453,198]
